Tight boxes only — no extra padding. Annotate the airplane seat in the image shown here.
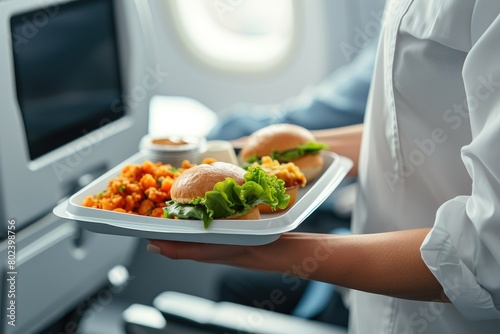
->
[0,0,157,333]
[119,291,348,334]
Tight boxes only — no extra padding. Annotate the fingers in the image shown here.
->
[148,240,207,261]
[147,239,248,264]
[230,136,248,148]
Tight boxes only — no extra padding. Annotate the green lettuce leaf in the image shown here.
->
[271,141,329,162]
[164,166,290,228]
[164,201,213,228]
[245,141,328,165]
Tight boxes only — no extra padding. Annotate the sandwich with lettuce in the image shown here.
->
[240,124,328,181]
[164,162,290,228]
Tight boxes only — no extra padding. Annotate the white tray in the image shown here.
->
[53,151,352,245]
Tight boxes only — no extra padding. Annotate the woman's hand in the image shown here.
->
[311,123,363,177]
[147,233,328,271]
[230,136,248,149]
[147,239,251,265]
[148,229,448,302]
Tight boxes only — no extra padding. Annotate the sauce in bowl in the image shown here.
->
[139,135,207,166]
[151,138,188,146]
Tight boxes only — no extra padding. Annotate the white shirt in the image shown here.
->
[351,0,500,333]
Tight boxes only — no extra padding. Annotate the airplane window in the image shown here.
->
[168,0,296,72]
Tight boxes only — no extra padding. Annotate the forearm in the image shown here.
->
[311,123,363,176]
[239,229,446,302]
[151,228,446,303]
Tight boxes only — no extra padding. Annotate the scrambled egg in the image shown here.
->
[251,156,306,188]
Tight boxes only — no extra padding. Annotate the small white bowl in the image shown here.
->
[139,135,207,166]
[203,140,239,165]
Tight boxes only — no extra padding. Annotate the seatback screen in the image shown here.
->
[11,0,125,160]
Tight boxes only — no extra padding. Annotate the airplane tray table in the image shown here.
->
[54,151,352,245]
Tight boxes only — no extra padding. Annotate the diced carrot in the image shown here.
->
[137,199,155,215]
[140,174,157,190]
[142,160,155,174]
[82,196,95,207]
[161,177,174,193]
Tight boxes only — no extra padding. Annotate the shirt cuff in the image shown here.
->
[420,197,500,321]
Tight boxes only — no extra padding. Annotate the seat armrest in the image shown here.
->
[152,291,348,334]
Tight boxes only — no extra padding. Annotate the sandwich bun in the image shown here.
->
[290,154,324,182]
[225,206,260,220]
[171,162,246,204]
[170,162,261,221]
[241,124,324,181]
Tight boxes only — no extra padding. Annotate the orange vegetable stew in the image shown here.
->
[81,159,215,217]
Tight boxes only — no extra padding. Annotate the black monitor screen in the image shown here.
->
[11,0,125,160]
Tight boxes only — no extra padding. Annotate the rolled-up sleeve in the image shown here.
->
[421,7,500,321]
